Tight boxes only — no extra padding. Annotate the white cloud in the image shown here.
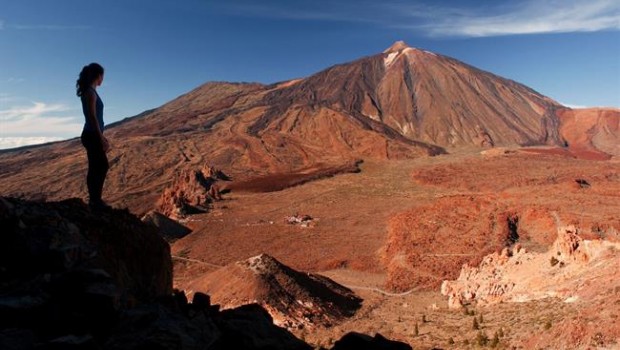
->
[0,102,82,139]
[413,0,620,37]
[0,137,64,150]
[6,77,25,83]
[223,1,619,37]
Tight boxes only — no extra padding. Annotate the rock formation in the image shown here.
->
[157,165,226,219]
[441,225,620,309]
[185,254,362,330]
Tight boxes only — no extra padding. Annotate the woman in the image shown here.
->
[77,63,111,210]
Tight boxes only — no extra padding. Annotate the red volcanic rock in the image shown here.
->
[474,125,495,148]
[557,107,620,160]
[227,160,362,193]
[383,195,514,292]
[185,254,362,330]
[157,165,226,219]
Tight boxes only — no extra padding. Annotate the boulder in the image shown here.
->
[142,210,192,241]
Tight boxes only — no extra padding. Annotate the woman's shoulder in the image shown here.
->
[81,87,97,99]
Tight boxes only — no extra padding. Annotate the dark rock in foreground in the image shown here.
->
[332,332,413,350]
[0,197,410,349]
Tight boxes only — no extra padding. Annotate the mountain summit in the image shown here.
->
[383,40,411,53]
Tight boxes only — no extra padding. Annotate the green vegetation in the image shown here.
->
[476,331,490,346]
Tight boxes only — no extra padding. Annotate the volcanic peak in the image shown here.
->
[383,40,412,53]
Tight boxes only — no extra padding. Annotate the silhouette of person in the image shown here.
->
[76,63,111,210]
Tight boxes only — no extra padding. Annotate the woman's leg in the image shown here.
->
[81,131,109,204]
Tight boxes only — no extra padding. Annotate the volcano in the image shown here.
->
[0,41,606,213]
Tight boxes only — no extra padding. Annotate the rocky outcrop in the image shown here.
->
[142,210,192,241]
[474,125,494,148]
[185,254,363,330]
[0,197,308,349]
[105,292,312,350]
[331,332,412,350]
[0,196,406,349]
[0,196,173,303]
[157,165,227,219]
[441,225,620,309]
[0,196,172,347]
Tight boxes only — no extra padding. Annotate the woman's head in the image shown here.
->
[76,63,104,97]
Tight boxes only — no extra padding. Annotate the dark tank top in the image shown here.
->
[81,87,104,132]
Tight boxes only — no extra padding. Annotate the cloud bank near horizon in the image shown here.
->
[0,101,82,149]
[0,136,65,150]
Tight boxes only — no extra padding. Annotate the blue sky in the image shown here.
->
[1,0,619,149]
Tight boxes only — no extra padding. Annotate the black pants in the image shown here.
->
[81,130,109,203]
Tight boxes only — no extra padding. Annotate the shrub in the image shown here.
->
[491,331,500,348]
[476,331,490,346]
[550,256,559,267]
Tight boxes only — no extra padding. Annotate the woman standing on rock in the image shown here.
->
[77,63,111,210]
